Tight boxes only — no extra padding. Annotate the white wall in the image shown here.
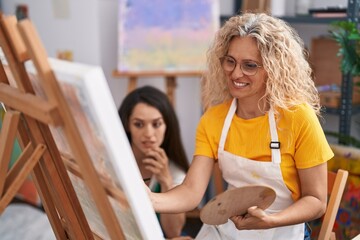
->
[2,0,102,65]
[1,0,356,160]
[2,0,202,163]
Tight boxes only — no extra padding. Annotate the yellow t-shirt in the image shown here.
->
[195,100,334,201]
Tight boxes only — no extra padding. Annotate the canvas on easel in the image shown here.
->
[0,14,164,239]
[118,0,219,72]
[25,58,163,239]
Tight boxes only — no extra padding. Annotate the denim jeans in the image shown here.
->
[304,222,312,240]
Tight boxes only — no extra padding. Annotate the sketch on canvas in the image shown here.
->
[118,0,220,71]
[3,56,164,239]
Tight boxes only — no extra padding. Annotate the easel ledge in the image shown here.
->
[112,70,203,78]
[112,70,203,106]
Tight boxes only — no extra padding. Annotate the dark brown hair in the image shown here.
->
[118,86,189,172]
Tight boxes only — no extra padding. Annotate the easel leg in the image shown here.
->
[128,76,137,93]
[0,111,21,196]
[0,143,46,213]
[166,76,177,107]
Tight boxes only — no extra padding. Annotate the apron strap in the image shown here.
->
[268,109,281,164]
[218,98,237,151]
[219,99,281,164]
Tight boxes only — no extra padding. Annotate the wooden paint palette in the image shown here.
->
[200,185,276,225]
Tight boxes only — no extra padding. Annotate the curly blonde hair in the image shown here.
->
[202,13,320,115]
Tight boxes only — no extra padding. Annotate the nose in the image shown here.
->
[143,124,154,137]
[231,63,244,78]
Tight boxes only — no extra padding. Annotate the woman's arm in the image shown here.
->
[230,162,328,229]
[268,162,328,226]
[160,212,186,238]
[157,166,187,238]
[150,155,215,213]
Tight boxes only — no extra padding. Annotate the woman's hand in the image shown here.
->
[229,206,273,230]
[143,147,173,190]
[143,180,152,195]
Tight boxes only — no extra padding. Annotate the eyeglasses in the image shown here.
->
[219,55,262,76]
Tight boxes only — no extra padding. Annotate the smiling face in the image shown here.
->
[224,36,267,104]
[128,103,166,159]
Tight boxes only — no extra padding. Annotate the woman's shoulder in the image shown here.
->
[202,100,232,121]
[280,103,316,118]
[279,103,319,127]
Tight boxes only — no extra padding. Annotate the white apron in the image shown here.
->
[196,98,304,240]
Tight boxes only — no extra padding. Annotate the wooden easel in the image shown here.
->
[241,0,270,13]
[0,15,126,239]
[112,70,203,106]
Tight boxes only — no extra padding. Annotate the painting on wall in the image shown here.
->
[117,0,220,72]
[2,55,164,239]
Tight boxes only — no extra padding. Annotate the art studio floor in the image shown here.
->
[0,203,55,240]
